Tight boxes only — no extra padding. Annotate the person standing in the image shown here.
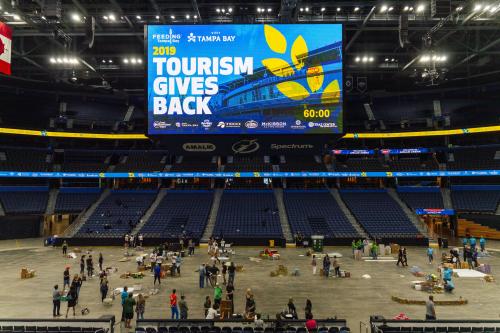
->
[80,256,86,276]
[222,263,227,285]
[396,248,404,267]
[124,234,129,248]
[228,262,236,285]
[100,278,109,302]
[226,281,235,315]
[63,267,70,289]
[403,247,408,266]
[123,293,136,328]
[154,263,162,286]
[138,234,144,247]
[287,297,298,319]
[179,295,188,319]
[480,236,486,252]
[98,253,104,272]
[136,294,146,320]
[311,255,317,275]
[204,296,212,317]
[323,255,330,278]
[188,239,194,256]
[198,264,206,288]
[305,299,312,319]
[170,289,179,319]
[214,283,223,307]
[62,241,68,256]
[65,285,77,318]
[427,247,434,264]
[332,256,340,277]
[52,285,61,317]
[121,286,129,321]
[425,295,436,320]
[86,255,93,277]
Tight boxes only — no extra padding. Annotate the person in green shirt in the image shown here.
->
[370,242,378,260]
[214,283,223,307]
[123,293,136,328]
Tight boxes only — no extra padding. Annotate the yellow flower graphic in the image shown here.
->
[262,24,340,103]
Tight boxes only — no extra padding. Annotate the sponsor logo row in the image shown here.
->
[153,119,337,130]
[183,139,315,153]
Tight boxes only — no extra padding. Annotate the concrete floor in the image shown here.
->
[0,238,500,330]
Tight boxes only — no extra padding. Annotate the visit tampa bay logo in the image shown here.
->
[261,25,340,104]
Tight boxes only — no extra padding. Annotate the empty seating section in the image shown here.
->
[54,188,101,213]
[397,187,444,210]
[448,148,500,170]
[75,190,156,237]
[280,156,327,172]
[224,156,272,172]
[135,323,349,333]
[61,150,109,172]
[0,147,48,171]
[335,158,386,171]
[213,190,283,238]
[0,326,108,333]
[451,185,500,212]
[0,186,48,214]
[283,190,359,238]
[114,151,166,172]
[389,157,439,171]
[139,191,213,238]
[340,189,420,238]
[170,156,218,172]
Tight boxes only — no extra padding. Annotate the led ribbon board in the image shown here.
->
[146,24,343,134]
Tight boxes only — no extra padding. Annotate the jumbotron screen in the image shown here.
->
[147,24,343,135]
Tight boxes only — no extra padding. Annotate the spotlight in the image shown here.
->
[136,15,141,19]
[13,14,20,20]
[216,8,220,13]
[194,15,198,18]
[108,14,116,21]
[103,15,108,20]
[388,6,394,12]
[50,58,56,63]
[63,57,69,63]
[456,6,463,12]
[267,8,272,12]
[221,8,225,13]
[391,58,395,62]
[369,57,374,62]
[155,15,160,19]
[362,56,368,63]
[228,8,233,13]
[404,6,409,11]
[102,59,106,63]
[337,7,341,12]
[299,8,304,12]
[416,4,425,12]
[171,15,175,19]
[355,57,360,62]
[131,58,137,64]
[71,13,81,22]
[56,58,63,63]
[138,59,143,64]
[123,59,129,64]
[385,58,389,62]
[409,6,414,11]
[354,7,360,12]
[305,7,309,12]
[108,59,113,63]
[186,14,190,19]
[380,5,388,13]
[321,7,326,12]
[489,6,496,13]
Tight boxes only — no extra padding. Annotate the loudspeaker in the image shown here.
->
[399,14,409,48]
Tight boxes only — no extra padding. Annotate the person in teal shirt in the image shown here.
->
[427,247,434,264]
[120,286,128,322]
[470,237,477,250]
[462,237,468,246]
[480,237,486,252]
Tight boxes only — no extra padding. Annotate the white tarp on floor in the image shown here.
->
[454,269,488,278]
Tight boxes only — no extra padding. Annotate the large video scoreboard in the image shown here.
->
[147,24,343,135]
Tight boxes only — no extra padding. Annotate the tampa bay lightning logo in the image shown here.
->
[232,139,259,154]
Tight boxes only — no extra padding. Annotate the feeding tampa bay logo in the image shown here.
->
[261,25,340,104]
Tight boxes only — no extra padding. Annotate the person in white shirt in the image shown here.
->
[205,304,219,319]
[138,234,144,247]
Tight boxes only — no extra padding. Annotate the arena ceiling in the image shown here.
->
[1,0,500,92]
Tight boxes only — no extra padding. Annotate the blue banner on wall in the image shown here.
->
[380,148,430,154]
[0,170,497,178]
[332,149,375,155]
[415,209,455,215]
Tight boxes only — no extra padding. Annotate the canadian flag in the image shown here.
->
[0,22,12,75]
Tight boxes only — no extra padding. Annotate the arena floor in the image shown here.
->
[1,239,499,330]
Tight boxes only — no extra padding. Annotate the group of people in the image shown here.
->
[120,286,146,328]
[124,233,144,248]
[57,267,84,318]
[314,255,341,277]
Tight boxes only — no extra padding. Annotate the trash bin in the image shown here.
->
[311,235,324,252]
[442,238,449,248]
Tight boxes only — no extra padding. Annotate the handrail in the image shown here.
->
[0,125,498,140]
